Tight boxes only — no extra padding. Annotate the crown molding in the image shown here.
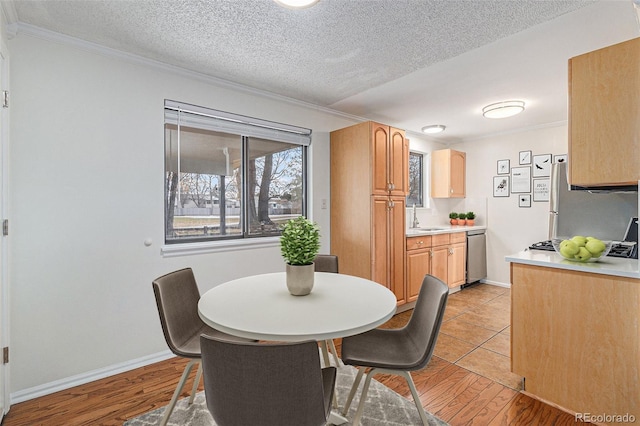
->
[10,22,367,124]
[464,119,568,143]
[0,1,18,27]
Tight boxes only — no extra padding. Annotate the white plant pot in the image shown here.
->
[286,263,315,296]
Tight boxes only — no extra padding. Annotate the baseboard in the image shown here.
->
[10,350,175,404]
[479,278,511,288]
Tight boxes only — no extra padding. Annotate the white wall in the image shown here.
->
[458,124,569,285]
[7,33,359,397]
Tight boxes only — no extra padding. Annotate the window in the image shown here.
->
[164,100,310,244]
[407,151,424,207]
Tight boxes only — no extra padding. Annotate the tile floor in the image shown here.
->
[432,283,523,390]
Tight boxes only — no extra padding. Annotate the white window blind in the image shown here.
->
[164,100,312,146]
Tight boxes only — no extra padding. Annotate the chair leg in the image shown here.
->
[160,359,199,426]
[188,361,202,405]
[399,370,430,426]
[341,366,365,416]
[350,367,378,426]
[328,339,341,366]
[320,340,331,367]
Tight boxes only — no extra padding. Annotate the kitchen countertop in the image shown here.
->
[406,225,486,236]
[506,249,640,279]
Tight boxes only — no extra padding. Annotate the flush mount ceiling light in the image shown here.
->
[421,125,446,134]
[274,0,319,8]
[482,100,525,119]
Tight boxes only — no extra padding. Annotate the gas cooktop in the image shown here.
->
[528,240,638,259]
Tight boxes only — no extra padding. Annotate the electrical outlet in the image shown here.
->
[321,199,327,209]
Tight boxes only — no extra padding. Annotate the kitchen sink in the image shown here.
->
[410,227,446,232]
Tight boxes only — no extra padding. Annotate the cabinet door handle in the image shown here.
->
[448,248,453,255]
[450,188,454,194]
[430,250,433,258]
[417,240,423,245]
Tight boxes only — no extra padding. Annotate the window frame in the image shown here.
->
[162,100,311,250]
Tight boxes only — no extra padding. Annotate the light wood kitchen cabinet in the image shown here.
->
[511,263,639,421]
[371,123,409,196]
[331,121,408,305]
[432,232,466,288]
[430,235,450,286]
[406,232,466,291]
[568,37,640,187]
[406,235,432,302]
[447,233,467,287]
[431,149,466,198]
[372,195,407,304]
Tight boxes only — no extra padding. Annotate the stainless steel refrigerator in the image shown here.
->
[549,162,637,240]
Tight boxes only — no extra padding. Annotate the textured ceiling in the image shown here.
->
[4,0,640,141]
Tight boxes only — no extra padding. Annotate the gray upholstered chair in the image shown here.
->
[200,336,337,426]
[313,254,340,366]
[314,254,338,274]
[152,268,254,426]
[340,274,449,426]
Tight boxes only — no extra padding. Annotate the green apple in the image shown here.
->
[574,247,592,262]
[585,238,606,257]
[559,240,579,258]
[571,236,588,247]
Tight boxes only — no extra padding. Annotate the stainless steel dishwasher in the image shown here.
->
[466,230,487,284]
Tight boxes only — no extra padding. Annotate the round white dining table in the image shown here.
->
[198,271,398,342]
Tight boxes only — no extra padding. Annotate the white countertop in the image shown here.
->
[505,249,640,279]
[406,225,486,236]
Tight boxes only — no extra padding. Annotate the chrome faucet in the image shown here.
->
[411,204,419,228]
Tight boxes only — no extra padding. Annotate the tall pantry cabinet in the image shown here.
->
[330,121,409,304]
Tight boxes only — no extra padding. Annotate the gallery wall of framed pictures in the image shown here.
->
[493,150,565,207]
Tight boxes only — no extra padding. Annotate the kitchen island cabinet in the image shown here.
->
[569,37,640,187]
[507,255,639,423]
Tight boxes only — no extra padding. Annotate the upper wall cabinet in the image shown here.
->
[569,37,640,187]
[431,149,466,198]
[371,123,409,196]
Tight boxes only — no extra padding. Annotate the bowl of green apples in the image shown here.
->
[552,236,612,262]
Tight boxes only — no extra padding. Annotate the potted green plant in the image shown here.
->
[466,211,476,226]
[449,212,459,225]
[457,212,467,226]
[280,216,321,296]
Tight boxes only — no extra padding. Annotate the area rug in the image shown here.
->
[124,364,448,426]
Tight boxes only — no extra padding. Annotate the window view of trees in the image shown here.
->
[164,120,306,243]
[407,151,424,207]
[247,140,304,236]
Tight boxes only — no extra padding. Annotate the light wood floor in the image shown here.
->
[3,283,584,426]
